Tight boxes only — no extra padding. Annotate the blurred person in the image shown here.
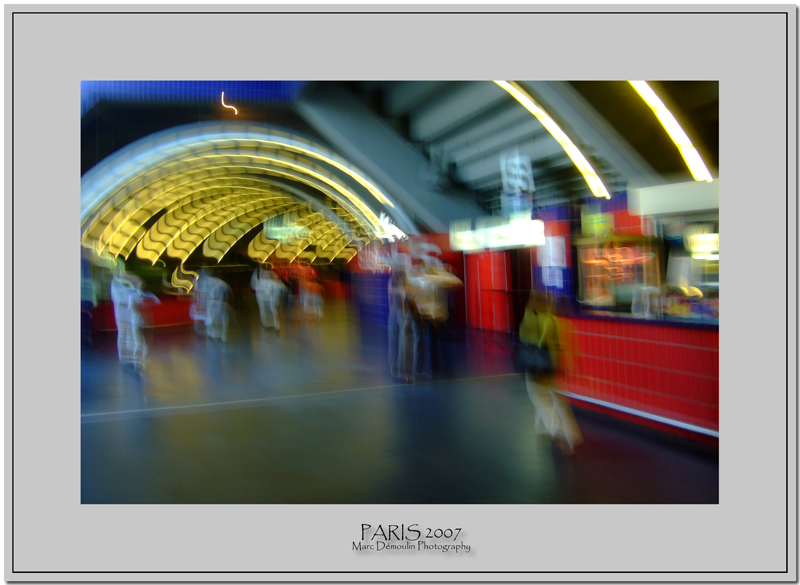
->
[205,273,233,342]
[298,274,323,322]
[548,295,582,451]
[519,290,582,454]
[388,263,407,378]
[111,271,160,370]
[192,269,232,342]
[288,273,301,320]
[251,264,287,330]
[402,264,430,382]
[305,279,324,321]
[421,264,463,378]
[189,268,210,335]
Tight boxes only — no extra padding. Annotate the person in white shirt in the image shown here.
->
[192,269,232,342]
[251,265,287,330]
[110,272,160,370]
[205,274,232,342]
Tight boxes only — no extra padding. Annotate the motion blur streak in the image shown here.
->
[628,80,713,182]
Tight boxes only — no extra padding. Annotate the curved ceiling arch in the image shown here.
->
[81,122,407,268]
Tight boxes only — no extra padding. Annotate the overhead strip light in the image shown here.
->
[628,81,713,182]
[494,80,610,199]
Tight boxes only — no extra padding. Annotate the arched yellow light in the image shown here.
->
[88,157,381,256]
[81,125,392,267]
[120,186,292,260]
[107,177,357,260]
[81,125,397,231]
[138,196,299,264]
[494,80,611,199]
[155,200,304,264]
[203,202,315,262]
[628,81,713,182]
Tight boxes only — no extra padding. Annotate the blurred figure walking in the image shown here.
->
[189,268,210,335]
[423,264,462,378]
[251,264,287,330]
[206,275,233,342]
[388,264,407,379]
[302,279,325,321]
[405,264,463,380]
[519,291,582,454]
[192,269,232,342]
[402,264,428,382]
[111,271,160,370]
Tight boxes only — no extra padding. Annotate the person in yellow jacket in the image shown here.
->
[520,291,582,454]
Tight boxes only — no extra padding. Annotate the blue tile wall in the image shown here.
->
[534,204,570,223]
[582,191,628,213]
[81,81,308,116]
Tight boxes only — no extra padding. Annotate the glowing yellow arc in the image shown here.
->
[494,80,610,199]
[628,81,713,182]
[221,92,238,115]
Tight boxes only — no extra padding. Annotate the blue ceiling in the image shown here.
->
[80,81,308,116]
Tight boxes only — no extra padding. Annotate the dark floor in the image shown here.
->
[81,298,718,504]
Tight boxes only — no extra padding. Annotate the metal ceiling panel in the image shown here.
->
[409,81,509,142]
[445,122,547,168]
[454,133,566,186]
[428,101,529,157]
[383,81,455,117]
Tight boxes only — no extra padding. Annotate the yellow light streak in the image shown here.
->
[628,80,713,182]
[120,187,286,260]
[81,129,397,265]
[137,194,289,263]
[202,203,307,262]
[493,81,610,199]
[221,92,238,115]
[90,158,380,256]
[81,132,392,250]
[174,154,383,231]
[169,201,305,264]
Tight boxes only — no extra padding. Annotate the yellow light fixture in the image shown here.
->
[494,81,610,199]
[81,126,396,240]
[628,81,713,182]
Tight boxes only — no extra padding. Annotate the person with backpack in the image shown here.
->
[519,290,582,454]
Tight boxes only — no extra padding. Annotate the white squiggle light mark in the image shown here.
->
[221,92,238,115]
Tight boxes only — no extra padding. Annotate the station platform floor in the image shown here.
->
[81,298,718,504]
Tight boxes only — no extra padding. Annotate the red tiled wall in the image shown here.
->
[465,250,513,333]
[92,297,194,331]
[611,209,648,236]
[555,318,719,436]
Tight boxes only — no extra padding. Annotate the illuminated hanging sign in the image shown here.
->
[264,212,309,242]
[449,214,545,253]
[501,154,535,194]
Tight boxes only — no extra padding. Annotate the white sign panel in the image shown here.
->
[537,236,567,268]
[449,216,545,253]
[501,154,535,194]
